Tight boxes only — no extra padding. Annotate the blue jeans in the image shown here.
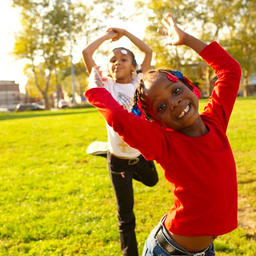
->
[142,216,215,256]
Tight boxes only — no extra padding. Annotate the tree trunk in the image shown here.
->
[243,85,248,97]
[43,91,50,110]
[243,72,248,98]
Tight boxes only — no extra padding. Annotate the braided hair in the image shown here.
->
[131,69,201,120]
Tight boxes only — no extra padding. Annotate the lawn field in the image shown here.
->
[0,97,255,255]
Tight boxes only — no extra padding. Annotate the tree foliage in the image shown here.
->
[135,0,256,96]
[61,60,88,100]
[24,63,56,103]
[12,0,119,109]
[134,0,201,69]
[221,0,256,96]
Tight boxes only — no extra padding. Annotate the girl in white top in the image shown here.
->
[82,28,158,256]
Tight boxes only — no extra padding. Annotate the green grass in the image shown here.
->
[0,97,255,255]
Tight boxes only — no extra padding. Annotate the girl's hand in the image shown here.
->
[89,66,107,88]
[157,13,188,46]
[105,30,119,41]
[106,28,126,42]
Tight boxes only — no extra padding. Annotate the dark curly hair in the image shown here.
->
[132,69,196,120]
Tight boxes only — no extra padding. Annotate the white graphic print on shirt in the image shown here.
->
[116,92,132,110]
[89,73,141,158]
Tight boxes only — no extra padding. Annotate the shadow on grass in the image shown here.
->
[0,108,96,121]
[238,178,256,185]
[246,233,256,240]
[215,241,234,254]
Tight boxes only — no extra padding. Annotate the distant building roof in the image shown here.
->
[0,81,20,92]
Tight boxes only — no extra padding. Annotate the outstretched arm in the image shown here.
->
[107,28,153,73]
[158,13,207,54]
[82,30,118,74]
[158,14,241,130]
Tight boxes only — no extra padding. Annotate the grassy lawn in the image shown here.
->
[0,97,255,255]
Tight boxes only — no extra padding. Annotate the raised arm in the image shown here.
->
[159,14,241,129]
[158,13,207,54]
[82,30,118,74]
[107,28,153,73]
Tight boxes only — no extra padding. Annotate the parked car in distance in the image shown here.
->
[15,103,45,112]
[58,100,69,109]
[0,107,10,113]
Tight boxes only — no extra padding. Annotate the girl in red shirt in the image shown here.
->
[85,14,241,256]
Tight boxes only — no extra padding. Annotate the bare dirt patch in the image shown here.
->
[238,196,256,234]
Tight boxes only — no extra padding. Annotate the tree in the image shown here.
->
[191,0,238,96]
[221,0,256,97]
[12,0,84,108]
[61,60,88,101]
[135,0,256,97]
[134,0,201,69]
[134,0,213,95]
[24,63,55,104]
[12,0,120,109]
[194,0,256,97]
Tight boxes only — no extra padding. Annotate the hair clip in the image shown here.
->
[167,73,178,82]
[191,84,201,99]
[137,100,147,119]
[121,49,128,55]
[173,70,184,80]
[131,105,141,116]
[183,77,201,99]
[172,70,201,99]
[131,100,147,119]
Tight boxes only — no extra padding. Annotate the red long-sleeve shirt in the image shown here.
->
[85,42,241,236]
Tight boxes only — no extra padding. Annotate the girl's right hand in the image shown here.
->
[158,13,188,46]
[106,28,125,42]
[105,30,119,41]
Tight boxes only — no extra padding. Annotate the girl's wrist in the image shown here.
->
[121,29,127,37]
[104,34,112,41]
[182,33,191,46]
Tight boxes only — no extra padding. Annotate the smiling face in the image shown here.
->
[142,74,201,133]
[108,48,136,83]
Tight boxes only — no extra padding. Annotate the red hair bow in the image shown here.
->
[184,77,201,99]
[137,99,147,120]
[167,73,178,82]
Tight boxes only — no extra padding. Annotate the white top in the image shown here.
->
[88,68,142,158]
[104,74,142,158]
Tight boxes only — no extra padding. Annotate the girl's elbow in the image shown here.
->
[82,48,90,57]
[146,48,153,55]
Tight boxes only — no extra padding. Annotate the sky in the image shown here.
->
[0,0,27,92]
[0,0,147,93]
